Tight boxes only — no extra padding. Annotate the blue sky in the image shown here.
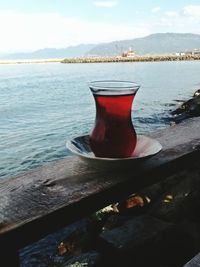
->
[1,0,200,53]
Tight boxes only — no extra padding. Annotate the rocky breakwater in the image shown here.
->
[20,165,200,267]
[61,55,200,64]
[171,89,200,123]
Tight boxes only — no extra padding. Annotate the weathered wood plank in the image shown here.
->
[1,117,200,250]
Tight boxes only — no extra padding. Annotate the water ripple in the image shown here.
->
[1,61,200,178]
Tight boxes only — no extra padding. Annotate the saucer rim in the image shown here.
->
[66,134,162,162]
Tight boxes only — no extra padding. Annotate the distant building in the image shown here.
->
[175,49,200,56]
[121,47,136,58]
[192,49,200,56]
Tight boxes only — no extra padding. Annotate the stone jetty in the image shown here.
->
[61,54,200,64]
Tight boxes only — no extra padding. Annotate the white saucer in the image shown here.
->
[66,135,162,163]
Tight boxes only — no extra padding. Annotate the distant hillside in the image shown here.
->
[87,33,200,56]
[2,33,200,59]
[1,44,96,60]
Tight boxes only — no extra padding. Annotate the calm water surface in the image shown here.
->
[1,61,200,178]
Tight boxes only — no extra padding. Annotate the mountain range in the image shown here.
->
[1,44,96,60]
[1,33,200,60]
[87,33,200,56]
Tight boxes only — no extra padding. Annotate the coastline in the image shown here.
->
[1,55,200,64]
[0,58,62,64]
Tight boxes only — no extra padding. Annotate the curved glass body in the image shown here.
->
[89,81,140,158]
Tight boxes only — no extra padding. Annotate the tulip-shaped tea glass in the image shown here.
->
[89,80,140,158]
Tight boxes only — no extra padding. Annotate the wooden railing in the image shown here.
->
[1,117,200,266]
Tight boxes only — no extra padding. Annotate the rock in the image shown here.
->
[100,215,172,250]
[116,194,148,216]
[149,168,200,223]
[98,215,173,266]
[102,214,132,231]
[61,251,101,267]
[182,188,200,222]
[115,171,188,219]
[193,89,200,97]
[176,220,200,252]
[57,226,91,257]
[171,90,200,123]
[157,222,200,267]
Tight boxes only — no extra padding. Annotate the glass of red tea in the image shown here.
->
[89,80,140,158]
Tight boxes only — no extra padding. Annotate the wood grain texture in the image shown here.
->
[1,117,200,250]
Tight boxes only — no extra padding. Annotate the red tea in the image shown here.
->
[89,94,137,158]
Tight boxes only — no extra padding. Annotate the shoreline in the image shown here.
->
[1,55,200,64]
[0,58,62,64]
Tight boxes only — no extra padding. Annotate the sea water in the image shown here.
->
[1,61,200,178]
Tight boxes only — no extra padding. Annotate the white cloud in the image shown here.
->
[3,5,200,54]
[153,5,200,34]
[0,9,150,53]
[93,1,118,8]
[152,7,160,13]
[165,11,178,17]
[183,5,200,17]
